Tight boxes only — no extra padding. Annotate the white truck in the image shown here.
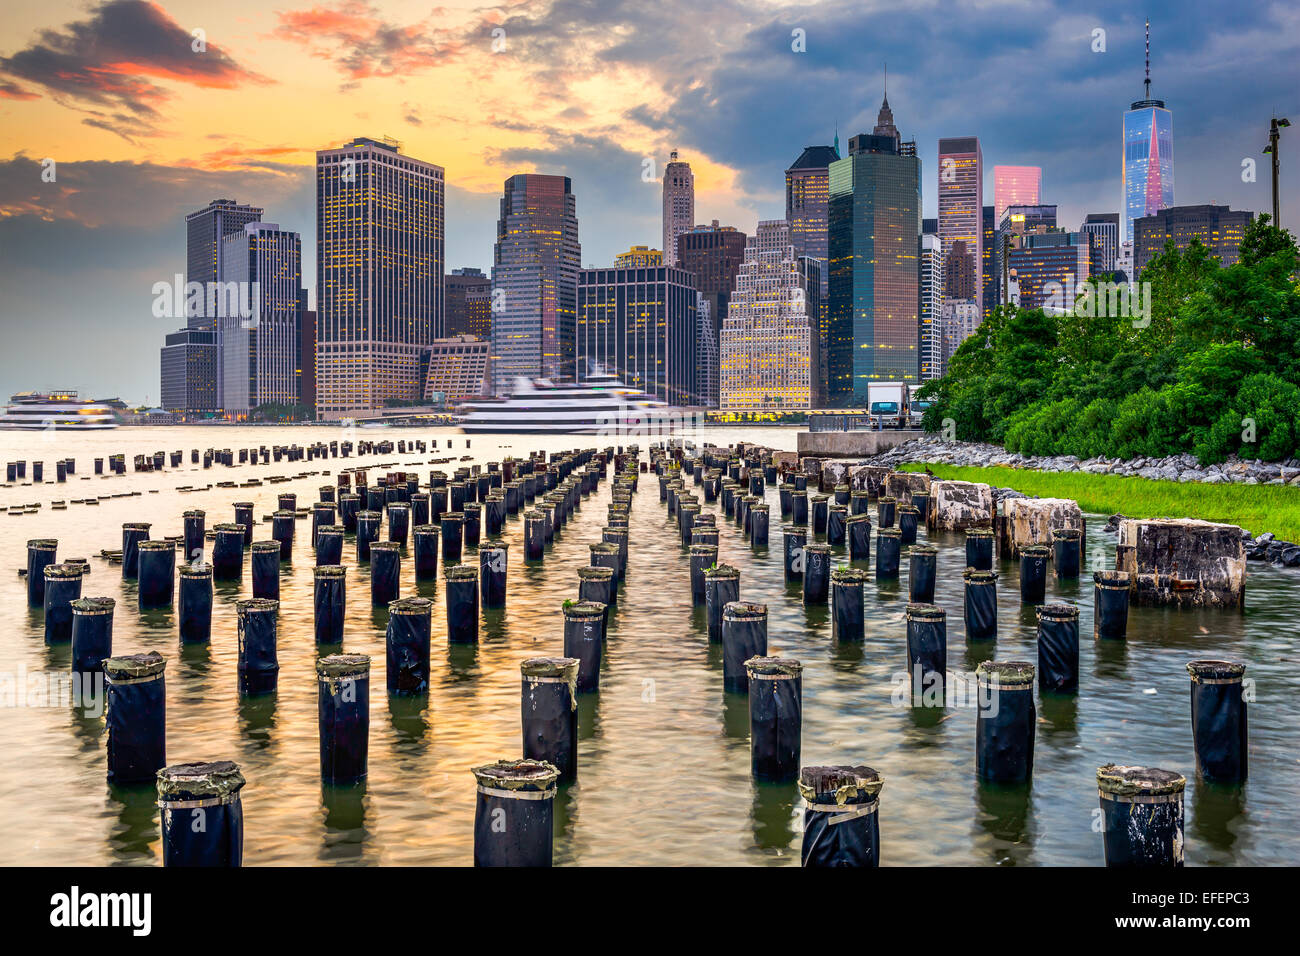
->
[908,385,932,429]
[867,381,910,429]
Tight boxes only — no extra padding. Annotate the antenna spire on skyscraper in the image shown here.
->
[1144,19,1151,100]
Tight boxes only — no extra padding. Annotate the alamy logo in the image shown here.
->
[150,275,261,328]
[49,886,151,936]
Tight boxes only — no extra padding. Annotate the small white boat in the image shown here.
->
[0,391,118,430]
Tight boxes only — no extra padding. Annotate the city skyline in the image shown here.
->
[0,0,1295,401]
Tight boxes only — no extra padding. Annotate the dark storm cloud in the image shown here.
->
[0,0,268,139]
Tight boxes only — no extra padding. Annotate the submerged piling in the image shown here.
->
[27,538,58,607]
[105,652,167,785]
[43,563,83,643]
[704,564,740,642]
[355,510,381,563]
[157,761,245,867]
[721,601,768,693]
[313,566,347,645]
[963,569,999,641]
[316,653,370,781]
[1019,545,1049,604]
[802,544,831,604]
[1036,603,1080,693]
[445,565,479,644]
[965,528,994,571]
[577,566,615,611]
[471,759,558,867]
[1093,570,1130,639]
[1187,661,1248,783]
[1096,765,1185,867]
[121,523,151,580]
[70,597,115,675]
[831,567,867,642]
[876,528,901,580]
[908,543,937,604]
[799,766,883,868]
[479,543,508,608]
[563,601,607,692]
[906,604,947,704]
[521,657,580,782]
[370,542,401,606]
[386,598,432,693]
[976,661,1035,783]
[250,541,282,601]
[236,598,280,695]
[847,514,871,562]
[746,657,802,782]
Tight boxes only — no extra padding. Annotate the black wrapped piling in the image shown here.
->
[877,496,896,529]
[905,603,947,702]
[179,564,213,644]
[313,566,347,644]
[589,542,620,586]
[387,502,410,545]
[121,522,151,579]
[484,495,505,536]
[1052,528,1082,579]
[897,504,919,544]
[43,563,84,643]
[233,502,255,545]
[441,512,464,562]
[250,540,282,601]
[412,524,440,580]
[826,504,847,545]
[157,761,245,867]
[721,601,768,693]
[479,544,508,608]
[355,510,381,563]
[563,601,607,692]
[847,514,872,561]
[411,492,430,527]
[746,657,802,781]
[317,653,370,782]
[137,540,176,609]
[445,565,479,644]
[784,527,807,581]
[369,541,401,606]
[912,492,930,523]
[851,490,870,516]
[976,661,1036,783]
[463,502,482,547]
[802,544,831,604]
[1096,765,1186,868]
[1019,545,1049,604]
[472,759,559,867]
[183,510,206,563]
[71,597,115,674]
[689,544,718,605]
[750,503,770,546]
[312,503,336,548]
[876,528,901,579]
[1036,603,1080,693]
[236,598,280,695]
[278,492,297,512]
[704,564,741,642]
[603,526,629,576]
[908,543,938,604]
[1187,661,1248,783]
[799,766,883,868]
[832,483,849,507]
[811,494,829,534]
[791,491,808,526]
[779,485,793,517]
[1093,570,1131,639]
[211,523,244,580]
[965,528,994,571]
[963,569,999,641]
[386,598,433,693]
[339,493,361,533]
[315,525,344,567]
[577,566,615,610]
[271,510,295,561]
[524,510,546,560]
[522,658,580,782]
[26,538,58,607]
[831,568,867,641]
[104,652,167,785]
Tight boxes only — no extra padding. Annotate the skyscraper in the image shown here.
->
[938,137,983,302]
[1008,232,1094,311]
[1081,213,1121,275]
[919,233,944,381]
[576,261,699,405]
[677,220,748,404]
[662,151,694,268]
[185,198,264,328]
[827,94,923,404]
[491,174,581,392]
[445,267,492,339]
[786,143,839,402]
[218,222,304,416]
[993,166,1042,222]
[1122,20,1174,243]
[981,205,997,318]
[315,136,444,418]
[1132,204,1253,278]
[719,220,820,410]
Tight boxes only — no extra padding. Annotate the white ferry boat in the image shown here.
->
[460,372,675,434]
[0,391,118,430]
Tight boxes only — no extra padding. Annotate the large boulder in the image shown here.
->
[885,471,931,504]
[1001,497,1086,562]
[1115,518,1247,608]
[928,480,994,531]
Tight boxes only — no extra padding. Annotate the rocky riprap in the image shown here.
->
[864,437,1300,570]
[870,436,1300,486]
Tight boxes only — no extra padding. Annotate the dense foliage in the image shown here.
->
[919,218,1300,463]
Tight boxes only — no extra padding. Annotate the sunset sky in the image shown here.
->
[1,0,1296,403]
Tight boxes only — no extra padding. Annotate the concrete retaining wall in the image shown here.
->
[797,429,925,458]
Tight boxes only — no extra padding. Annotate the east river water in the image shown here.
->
[1,425,1295,866]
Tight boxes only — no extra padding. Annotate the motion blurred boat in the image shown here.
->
[0,391,117,430]
[460,371,674,434]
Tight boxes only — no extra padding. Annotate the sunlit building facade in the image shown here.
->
[993,166,1041,222]
[315,137,444,418]
[576,263,699,405]
[1133,204,1253,278]
[826,104,922,404]
[614,245,663,268]
[446,267,491,339]
[938,137,983,302]
[662,151,694,268]
[719,221,820,410]
[491,174,581,392]
[677,221,747,404]
[422,336,492,406]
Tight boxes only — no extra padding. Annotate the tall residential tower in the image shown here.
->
[662,151,694,268]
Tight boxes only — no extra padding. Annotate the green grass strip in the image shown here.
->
[899,462,1300,541]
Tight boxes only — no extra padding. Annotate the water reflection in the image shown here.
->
[1192,780,1247,861]
[974,781,1034,865]
[106,783,157,863]
[751,779,798,854]
[319,782,369,864]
